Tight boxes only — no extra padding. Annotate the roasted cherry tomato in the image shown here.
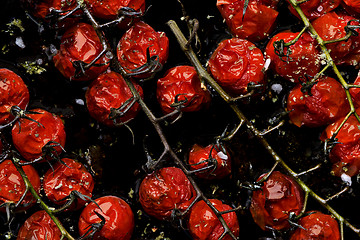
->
[12,108,66,161]
[139,167,196,220]
[350,72,360,108]
[188,199,240,240]
[53,22,110,81]
[188,143,231,179]
[207,38,265,96]
[342,0,360,17]
[250,171,304,231]
[17,210,62,240]
[156,65,211,115]
[85,71,144,127]
[43,158,94,207]
[116,21,169,79]
[217,0,279,42]
[287,76,349,127]
[290,211,340,240]
[265,31,321,83]
[0,160,40,211]
[0,68,29,126]
[286,0,341,20]
[78,195,134,240]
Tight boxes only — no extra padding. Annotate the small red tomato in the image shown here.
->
[286,0,341,20]
[250,171,304,231]
[139,167,196,220]
[0,160,40,211]
[53,23,110,81]
[78,195,134,240]
[188,144,231,179]
[188,199,240,240]
[342,0,360,16]
[43,158,94,207]
[17,210,62,240]
[156,66,211,115]
[0,68,29,126]
[207,38,265,96]
[265,31,321,83]
[85,71,144,127]
[217,0,279,42]
[116,21,169,79]
[287,76,349,127]
[12,108,66,161]
[290,211,340,240]
[350,72,360,108]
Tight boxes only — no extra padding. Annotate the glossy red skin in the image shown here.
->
[86,71,143,127]
[12,108,66,161]
[287,0,341,20]
[188,144,231,179]
[287,76,349,127]
[17,210,62,240]
[188,199,240,240]
[290,211,340,240]
[208,38,265,96]
[0,160,40,211]
[139,167,196,220]
[78,195,134,240]
[265,31,321,83]
[217,0,279,42]
[116,21,169,79]
[350,72,360,108]
[156,66,211,115]
[0,68,29,125]
[43,158,94,207]
[250,171,304,231]
[53,23,110,81]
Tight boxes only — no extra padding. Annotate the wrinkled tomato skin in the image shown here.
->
[17,210,62,240]
[139,167,196,220]
[86,71,144,127]
[0,160,40,212]
[116,21,169,79]
[188,199,240,240]
[53,23,110,81]
[287,0,341,20]
[290,211,340,240]
[156,66,211,115]
[188,144,231,179]
[0,68,29,126]
[217,0,279,42]
[287,76,349,127]
[250,171,304,231]
[78,195,134,240]
[207,38,265,96]
[43,158,94,207]
[11,108,66,161]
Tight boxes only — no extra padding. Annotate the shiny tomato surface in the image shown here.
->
[350,71,360,108]
[287,0,341,20]
[188,199,239,240]
[139,167,196,220]
[78,195,134,240]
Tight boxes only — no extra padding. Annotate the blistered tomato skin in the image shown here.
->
[188,199,240,240]
[0,160,40,211]
[208,38,265,96]
[117,21,169,79]
[0,68,29,126]
[287,0,341,20]
[53,23,110,81]
[17,210,62,240]
[156,66,211,115]
[287,76,349,127]
[78,195,134,240]
[139,167,196,220]
[290,211,340,240]
[11,108,66,161]
[250,171,304,231]
[86,71,144,127]
[43,158,94,207]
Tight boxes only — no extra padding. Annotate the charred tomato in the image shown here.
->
[286,0,341,20]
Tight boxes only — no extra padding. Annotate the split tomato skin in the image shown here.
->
[85,71,144,127]
[139,167,196,220]
[207,38,265,96]
[286,0,341,20]
[250,171,304,231]
[78,195,134,240]
[188,199,240,240]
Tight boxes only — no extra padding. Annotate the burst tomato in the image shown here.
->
[286,0,341,20]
